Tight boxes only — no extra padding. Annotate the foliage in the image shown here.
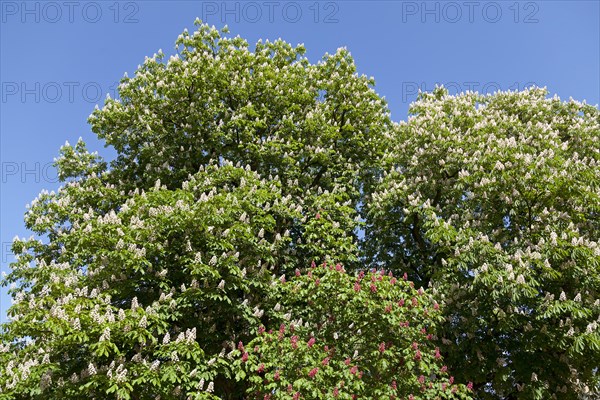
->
[0,20,407,400]
[235,262,472,399]
[88,20,391,257]
[365,87,600,399]
[2,20,599,400]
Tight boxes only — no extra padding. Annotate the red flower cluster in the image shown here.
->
[290,335,299,349]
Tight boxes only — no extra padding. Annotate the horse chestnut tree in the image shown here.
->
[365,87,600,399]
[2,19,597,400]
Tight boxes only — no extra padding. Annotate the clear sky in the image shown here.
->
[1,0,599,321]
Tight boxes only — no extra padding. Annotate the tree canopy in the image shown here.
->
[1,20,599,400]
[365,87,600,398]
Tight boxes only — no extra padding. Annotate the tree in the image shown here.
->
[0,21,472,399]
[365,87,600,399]
[235,262,472,399]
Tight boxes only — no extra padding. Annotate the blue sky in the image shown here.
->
[1,0,599,321]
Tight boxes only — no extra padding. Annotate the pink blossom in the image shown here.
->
[449,376,454,384]
[467,381,473,391]
[403,273,408,281]
[415,350,422,361]
[293,392,300,400]
[241,352,249,362]
[333,387,339,397]
[412,342,418,350]
[370,283,377,293]
[350,365,358,375]
[390,277,397,285]
[307,337,316,348]
[441,365,448,373]
[354,282,361,292]
[258,326,265,334]
[344,358,351,365]
[274,370,280,381]
[398,299,405,307]
[295,269,301,277]
[335,263,343,271]
[391,380,397,389]
[433,302,439,310]
[237,341,245,351]
[379,342,386,353]
[257,363,265,373]
[412,297,418,307]
[435,347,441,359]
[311,260,316,268]
[308,367,318,378]
[322,357,330,365]
[315,279,320,286]
[315,213,321,220]
[418,375,425,384]
[290,335,299,349]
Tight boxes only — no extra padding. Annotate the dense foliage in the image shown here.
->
[2,20,598,400]
[366,87,600,399]
[236,263,471,399]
